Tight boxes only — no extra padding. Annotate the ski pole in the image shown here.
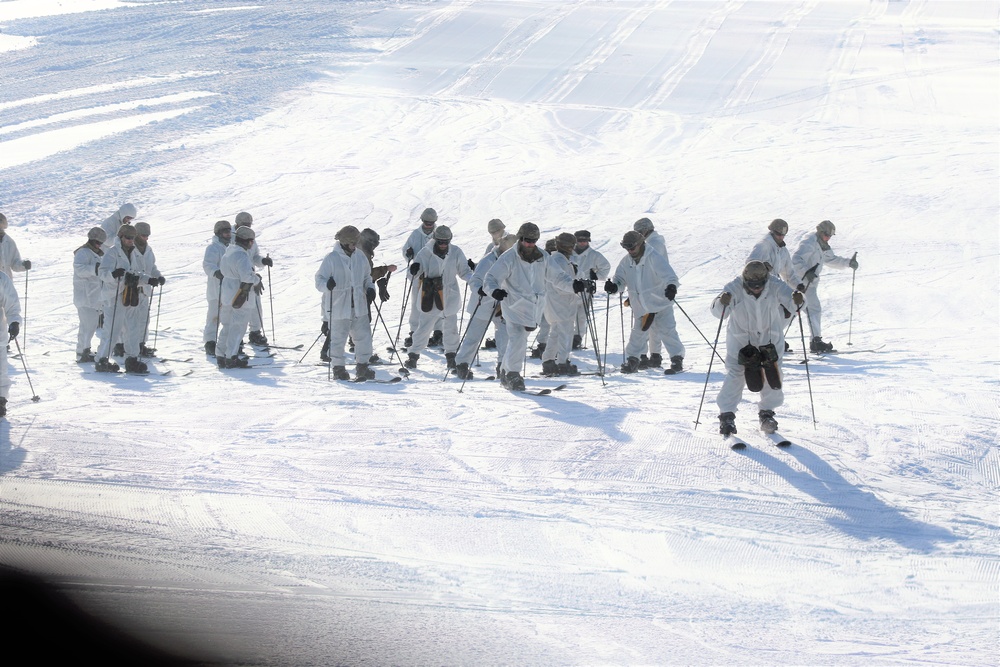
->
[22,269,28,354]
[266,257,275,344]
[105,277,122,361]
[152,285,163,353]
[392,259,412,348]
[603,292,610,372]
[12,337,39,402]
[372,298,402,365]
[327,288,334,381]
[140,285,154,355]
[580,290,605,385]
[214,276,223,345]
[458,300,497,394]
[694,304,726,430]
[672,299,726,365]
[458,281,469,334]
[298,330,324,364]
[847,260,857,346]
[443,295,483,381]
[798,308,817,428]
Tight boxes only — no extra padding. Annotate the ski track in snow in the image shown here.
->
[0,1,997,665]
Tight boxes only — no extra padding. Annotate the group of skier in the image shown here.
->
[62,203,861,439]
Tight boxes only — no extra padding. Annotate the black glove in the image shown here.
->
[719,292,732,306]
[477,286,487,297]
[321,321,329,336]
[468,259,476,271]
[326,277,336,290]
[849,252,859,270]
[124,272,137,283]
[158,276,166,286]
[22,260,30,270]
[589,269,598,281]
[793,291,805,306]
[7,321,18,340]
[573,279,587,294]
[147,277,158,286]
[95,262,100,275]
[366,287,376,304]
[492,288,507,301]
[111,268,126,279]
[665,284,677,301]
[262,256,273,267]
[803,264,818,283]
[214,270,224,280]
[604,280,618,294]
[405,247,414,260]
[409,263,421,276]
[254,281,264,295]
[377,277,390,302]
[585,280,596,293]
[796,283,806,293]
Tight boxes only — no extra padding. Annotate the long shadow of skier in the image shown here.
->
[748,445,956,552]
[0,418,27,474]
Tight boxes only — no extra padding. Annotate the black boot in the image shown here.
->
[541,359,558,376]
[558,362,579,376]
[483,338,496,349]
[572,334,582,350]
[204,341,216,356]
[320,336,331,362]
[445,353,456,370]
[810,336,834,353]
[428,330,443,348]
[759,410,778,434]
[95,357,120,373]
[530,342,546,359]
[648,353,663,368]
[113,343,125,357]
[719,412,737,437]
[502,371,525,391]
[332,365,350,380]
[140,343,156,357]
[77,348,96,363]
[0,397,6,418]
[355,363,375,381]
[638,354,650,369]
[248,330,268,346]
[620,356,640,373]
[455,362,473,380]
[124,356,148,375]
[664,355,684,375]
[404,352,419,369]
[404,333,413,348]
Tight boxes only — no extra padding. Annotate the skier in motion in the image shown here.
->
[791,219,859,353]
[711,260,804,438]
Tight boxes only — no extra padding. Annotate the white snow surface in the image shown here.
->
[0,1,997,665]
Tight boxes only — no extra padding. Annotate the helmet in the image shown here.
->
[214,220,232,235]
[621,230,645,250]
[88,227,108,243]
[118,224,137,240]
[487,218,505,234]
[816,220,836,236]
[133,222,151,236]
[360,228,380,248]
[555,232,576,253]
[768,218,788,235]
[633,217,654,234]
[118,203,137,220]
[544,238,557,253]
[235,226,256,241]
[234,211,253,227]
[0,213,7,229]
[516,222,540,241]
[497,233,517,254]
[574,230,591,242]
[335,225,360,244]
[433,225,453,241]
[420,208,438,224]
[742,260,769,289]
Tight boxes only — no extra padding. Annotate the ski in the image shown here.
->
[725,435,749,450]
[353,376,402,384]
[517,383,567,396]
[158,357,194,364]
[262,343,304,351]
[764,432,793,448]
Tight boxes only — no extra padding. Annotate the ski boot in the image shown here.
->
[483,338,496,349]
[331,365,350,381]
[369,354,382,365]
[228,355,249,369]
[558,362,579,376]
[249,330,268,346]
[404,353,419,369]
[445,352,457,370]
[124,356,148,375]
[638,354,650,370]
[140,343,156,358]
[664,356,684,375]
[403,333,413,348]
[572,334,582,350]
[759,410,778,435]
[541,359,559,376]
[529,342,546,359]
[320,337,331,363]
[620,356,640,374]
[428,330,443,348]
[647,353,663,368]
[355,363,376,382]
[95,357,120,373]
[204,341,216,356]
[77,348,96,363]
[455,362,473,380]
[810,337,834,353]
[502,371,525,391]
[719,412,737,437]
[113,343,125,357]
[348,336,355,353]
[216,355,227,369]
[0,397,6,418]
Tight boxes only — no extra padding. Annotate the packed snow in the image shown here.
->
[0,1,997,665]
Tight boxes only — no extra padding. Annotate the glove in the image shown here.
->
[491,288,507,301]
[158,276,166,286]
[589,269,598,281]
[849,252,859,270]
[665,284,677,301]
[377,277,390,302]
[95,262,100,275]
[793,290,805,306]
[405,247,414,260]
[111,268,126,279]
[321,321,329,335]
[796,283,806,293]
[326,277,336,290]
[366,287,376,304]
[409,262,421,276]
[7,321,18,340]
[147,277,158,286]
[468,259,476,271]
[253,281,264,295]
[719,292,732,306]
[803,264,818,283]
[214,270,224,281]
[604,280,618,294]
[22,260,30,270]
[262,256,273,267]
[573,279,587,294]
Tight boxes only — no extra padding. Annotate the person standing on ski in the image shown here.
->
[404,225,472,370]
[0,269,22,417]
[401,207,440,348]
[217,226,262,369]
[0,213,31,281]
[73,227,106,363]
[711,260,804,437]
[95,225,147,374]
[632,217,669,368]
[234,211,271,347]
[572,230,610,350]
[484,218,505,254]
[131,222,164,357]
[484,222,548,392]
[792,220,858,353]
[314,225,376,381]
[748,218,795,284]
[357,227,396,365]
[100,203,136,250]
[202,220,231,356]
[604,230,685,375]
[542,233,590,376]
[454,233,516,380]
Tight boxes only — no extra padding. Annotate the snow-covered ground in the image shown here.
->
[0,1,997,664]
